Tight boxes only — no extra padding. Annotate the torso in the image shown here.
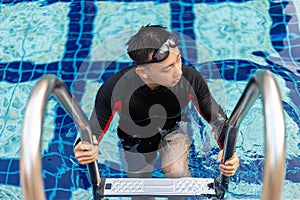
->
[95,65,210,140]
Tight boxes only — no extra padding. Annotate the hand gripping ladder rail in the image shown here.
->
[20,70,285,200]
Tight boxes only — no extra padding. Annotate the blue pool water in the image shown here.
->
[0,0,299,199]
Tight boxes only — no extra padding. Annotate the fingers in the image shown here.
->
[76,151,98,165]
[92,135,99,146]
[74,141,99,165]
[224,153,239,166]
[218,152,239,176]
[217,149,223,162]
[74,142,92,151]
[219,163,238,176]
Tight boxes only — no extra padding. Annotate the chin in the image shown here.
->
[169,82,179,87]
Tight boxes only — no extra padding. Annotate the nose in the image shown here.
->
[174,63,182,78]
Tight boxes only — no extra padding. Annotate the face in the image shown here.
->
[142,47,182,89]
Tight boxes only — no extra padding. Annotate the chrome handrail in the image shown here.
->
[216,70,286,199]
[20,74,101,200]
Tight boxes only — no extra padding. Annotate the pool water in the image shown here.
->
[0,0,299,199]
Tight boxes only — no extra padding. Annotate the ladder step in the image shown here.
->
[97,177,216,198]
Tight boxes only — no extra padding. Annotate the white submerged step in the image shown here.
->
[97,177,216,197]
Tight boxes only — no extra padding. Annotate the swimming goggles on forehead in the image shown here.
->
[139,34,179,65]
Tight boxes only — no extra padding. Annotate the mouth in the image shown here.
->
[173,77,181,84]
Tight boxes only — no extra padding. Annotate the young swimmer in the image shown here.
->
[74,25,239,198]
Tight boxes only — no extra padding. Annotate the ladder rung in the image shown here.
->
[96,177,216,198]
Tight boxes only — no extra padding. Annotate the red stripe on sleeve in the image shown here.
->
[188,93,208,121]
[97,100,122,142]
[188,93,223,149]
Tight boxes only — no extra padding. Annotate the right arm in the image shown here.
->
[74,135,99,165]
[73,67,135,164]
[74,78,116,165]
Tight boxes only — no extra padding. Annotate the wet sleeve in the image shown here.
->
[73,82,113,146]
[90,82,114,140]
[194,73,228,149]
[73,67,131,147]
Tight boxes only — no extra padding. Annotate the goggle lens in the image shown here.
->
[136,34,178,65]
[153,34,178,63]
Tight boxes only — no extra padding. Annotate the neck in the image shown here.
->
[146,82,161,91]
[137,70,161,91]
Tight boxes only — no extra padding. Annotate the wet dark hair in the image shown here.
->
[126,24,172,64]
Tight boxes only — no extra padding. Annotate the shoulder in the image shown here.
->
[96,66,139,99]
[105,66,136,83]
[100,66,136,89]
[182,65,206,84]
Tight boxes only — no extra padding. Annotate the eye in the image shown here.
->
[162,67,172,72]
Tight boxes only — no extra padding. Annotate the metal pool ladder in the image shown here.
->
[20,70,285,200]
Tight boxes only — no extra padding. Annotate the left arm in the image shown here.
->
[191,72,228,149]
[217,150,239,176]
[191,70,239,176]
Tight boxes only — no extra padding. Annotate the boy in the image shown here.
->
[74,25,239,181]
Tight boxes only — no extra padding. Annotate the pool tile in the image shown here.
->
[0,2,70,64]
[0,81,56,158]
[293,0,300,25]
[0,184,22,199]
[91,1,171,62]
[0,1,299,199]
[193,0,280,65]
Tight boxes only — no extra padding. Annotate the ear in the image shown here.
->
[135,67,148,79]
